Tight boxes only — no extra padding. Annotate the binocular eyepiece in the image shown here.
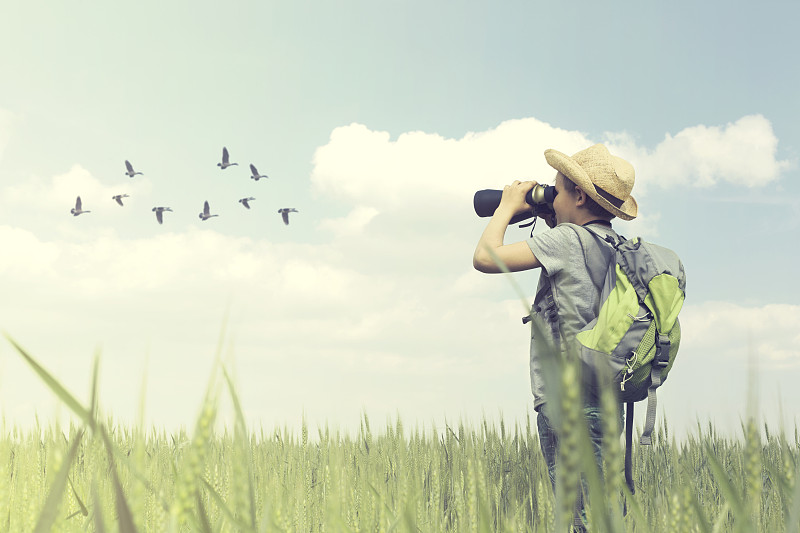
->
[473,184,557,224]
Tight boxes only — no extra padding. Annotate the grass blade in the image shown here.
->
[620,485,652,533]
[91,476,108,533]
[4,334,93,427]
[704,443,752,532]
[222,364,257,529]
[33,429,84,533]
[686,482,713,533]
[66,476,89,520]
[195,492,213,533]
[485,247,533,314]
[201,477,254,531]
[170,365,220,529]
[711,502,731,533]
[98,424,139,533]
[89,349,100,424]
[787,462,800,533]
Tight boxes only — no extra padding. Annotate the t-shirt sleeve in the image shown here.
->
[526,225,582,276]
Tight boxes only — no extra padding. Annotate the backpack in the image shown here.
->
[575,226,686,494]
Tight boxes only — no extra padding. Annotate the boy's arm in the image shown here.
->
[473,181,543,273]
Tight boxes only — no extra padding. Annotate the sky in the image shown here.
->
[1,0,799,441]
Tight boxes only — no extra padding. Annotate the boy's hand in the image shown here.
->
[473,179,544,273]
[500,180,537,216]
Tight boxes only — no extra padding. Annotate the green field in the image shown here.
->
[3,336,799,532]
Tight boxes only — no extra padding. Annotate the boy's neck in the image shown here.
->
[573,211,612,227]
[582,219,612,227]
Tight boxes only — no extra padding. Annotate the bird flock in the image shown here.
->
[69,147,300,226]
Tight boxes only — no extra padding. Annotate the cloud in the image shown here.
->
[3,164,153,215]
[311,118,592,211]
[0,224,374,304]
[657,300,800,437]
[607,115,792,190]
[318,206,380,237]
[0,226,60,281]
[0,219,532,430]
[681,301,800,367]
[312,115,792,213]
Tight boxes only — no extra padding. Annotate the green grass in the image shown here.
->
[2,334,799,532]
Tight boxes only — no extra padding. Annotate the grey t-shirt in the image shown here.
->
[525,222,618,409]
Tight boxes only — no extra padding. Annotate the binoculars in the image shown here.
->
[473,184,557,224]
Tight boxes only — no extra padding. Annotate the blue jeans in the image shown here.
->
[537,404,624,530]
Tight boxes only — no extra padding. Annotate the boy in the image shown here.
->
[473,143,638,529]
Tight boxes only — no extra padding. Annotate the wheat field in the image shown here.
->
[2,334,799,532]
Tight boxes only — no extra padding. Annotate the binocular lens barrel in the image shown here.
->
[473,189,505,218]
[473,185,557,223]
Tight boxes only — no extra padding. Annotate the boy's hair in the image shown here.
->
[562,175,615,220]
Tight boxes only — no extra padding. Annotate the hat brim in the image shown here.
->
[545,149,638,221]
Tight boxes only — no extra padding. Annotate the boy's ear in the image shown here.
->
[574,186,588,206]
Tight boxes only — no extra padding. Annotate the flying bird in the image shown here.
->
[217,147,238,169]
[112,194,130,206]
[198,200,219,221]
[239,197,256,209]
[70,196,90,216]
[249,164,268,181]
[124,160,143,177]
[152,206,173,224]
[278,207,298,225]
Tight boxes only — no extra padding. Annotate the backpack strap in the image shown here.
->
[523,270,564,355]
[624,401,635,494]
[578,223,624,250]
[639,333,671,445]
[581,224,641,493]
[566,224,622,296]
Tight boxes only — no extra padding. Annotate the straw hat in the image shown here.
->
[544,143,638,220]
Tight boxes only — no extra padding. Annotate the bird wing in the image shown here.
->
[203,201,210,215]
[242,199,250,209]
[222,147,229,164]
[250,164,258,176]
[75,196,82,210]
[156,210,163,224]
[281,210,289,225]
[125,160,133,173]
[114,196,123,206]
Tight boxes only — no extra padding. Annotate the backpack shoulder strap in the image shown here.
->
[575,223,624,247]
[563,223,621,292]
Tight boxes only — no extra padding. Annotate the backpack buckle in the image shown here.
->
[654,334,670,368]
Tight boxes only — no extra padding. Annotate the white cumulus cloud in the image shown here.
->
[4,164,153,217]
[318,206,380,237]
[311,118,592,210]
[681,301,800,367]
[608,114,792,190]
[312,115,791,213]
